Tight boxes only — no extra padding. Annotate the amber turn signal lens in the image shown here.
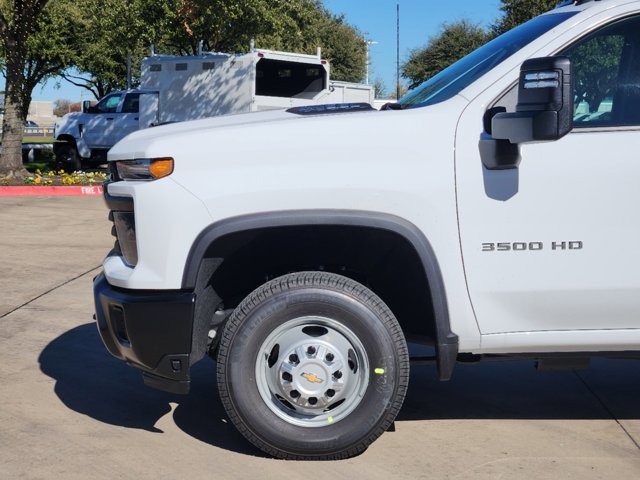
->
[150,158,174,179]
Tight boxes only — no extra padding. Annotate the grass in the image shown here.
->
[0,136,55,145]
[23,136,54,144]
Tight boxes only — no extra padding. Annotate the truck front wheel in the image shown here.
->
[216,271,409,460]
[55,143,81,172]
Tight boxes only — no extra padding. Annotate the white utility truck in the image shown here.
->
[53,48,374,170]
[93,0,640,460]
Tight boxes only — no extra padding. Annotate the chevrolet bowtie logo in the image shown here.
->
[301,372,323,384]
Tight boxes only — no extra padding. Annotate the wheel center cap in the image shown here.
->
[300,371,324,384]
[293,361,330,395]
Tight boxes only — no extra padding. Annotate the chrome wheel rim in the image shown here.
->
[255,316,369,428]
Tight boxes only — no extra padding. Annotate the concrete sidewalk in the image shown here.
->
[1,197,639,479]
[0,196,111,316]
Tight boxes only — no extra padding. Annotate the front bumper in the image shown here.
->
[93,272,196,394]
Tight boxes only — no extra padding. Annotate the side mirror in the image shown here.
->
[82,100,91,113]
[492,56,573,144]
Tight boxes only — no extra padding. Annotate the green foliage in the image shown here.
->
[0,1,80,111]
[401,20,488,90]
[1,0,73,176]
[492,0,557,36]
[160,0,366,83]
[63,0,168,98]
[566,35,624,113]
[401,0,560,90]
[61,0,366,97]
[22,2,83,110]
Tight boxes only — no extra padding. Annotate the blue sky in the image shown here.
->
[324,0,502,95]
[5,0,503,101]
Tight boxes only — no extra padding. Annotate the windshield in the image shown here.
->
[399,12,577,109]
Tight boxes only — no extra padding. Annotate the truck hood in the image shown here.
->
[107,97,469,178]
[108,106,377,160]
[54,111,85,133]
[110,109,311,159]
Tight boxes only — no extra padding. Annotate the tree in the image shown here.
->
[0,0,50,177]
[373,78,388,99]
[401,20,488,90]
[165,0,366,82]
[492,0,557,36]
[53,98,80,116]
[63,0,365,98]
[61,0,168,99]
[0,0,80,177]
[311,13,366,82]
[399,0,559,91]
[567,36,624,113]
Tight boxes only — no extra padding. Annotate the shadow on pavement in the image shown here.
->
[38,323,264,457]
[399,355,640,422]
[39,323,640,455]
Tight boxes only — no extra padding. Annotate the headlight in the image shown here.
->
[116,158,174,180]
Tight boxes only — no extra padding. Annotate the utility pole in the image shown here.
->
[365,40,378,85]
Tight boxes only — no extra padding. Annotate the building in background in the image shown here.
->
[28,101,56,127]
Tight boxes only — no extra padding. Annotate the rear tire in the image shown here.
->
[55,143,81,172]
[217,271,409,460]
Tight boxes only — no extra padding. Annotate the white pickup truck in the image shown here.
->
[93,0,640,460]
[53,48,374,171]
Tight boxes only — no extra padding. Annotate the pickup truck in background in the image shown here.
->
[93,0,640,461]
[53,48,375,171]
[53,89,145,170]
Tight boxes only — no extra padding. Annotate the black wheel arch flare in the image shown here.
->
[182,210,459,380]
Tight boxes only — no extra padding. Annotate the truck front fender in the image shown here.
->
[183,210,459,380]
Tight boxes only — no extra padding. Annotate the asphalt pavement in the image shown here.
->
[1,196,639,479]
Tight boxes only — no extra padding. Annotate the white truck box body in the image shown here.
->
[55,49,373,165]
[140,49,374,124]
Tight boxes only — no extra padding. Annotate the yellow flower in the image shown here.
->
[34,178,42,185]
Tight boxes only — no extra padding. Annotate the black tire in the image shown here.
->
[55,143,81,172]
[217,271,409,460]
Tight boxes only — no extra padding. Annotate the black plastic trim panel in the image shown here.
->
[182,210,459,380]
[286,102,375,115]
[93,272,195,394]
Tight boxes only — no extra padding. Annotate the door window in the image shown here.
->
[563,16,640,127]
[94,93,122,113]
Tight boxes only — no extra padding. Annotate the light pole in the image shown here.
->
[365,40,378,85]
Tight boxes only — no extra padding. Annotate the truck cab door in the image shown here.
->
[83,92,123,149]
[83,92,141,149]
[111,92,141,145]
[455,15,640,341]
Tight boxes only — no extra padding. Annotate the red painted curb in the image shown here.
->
[0,185,104,197]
